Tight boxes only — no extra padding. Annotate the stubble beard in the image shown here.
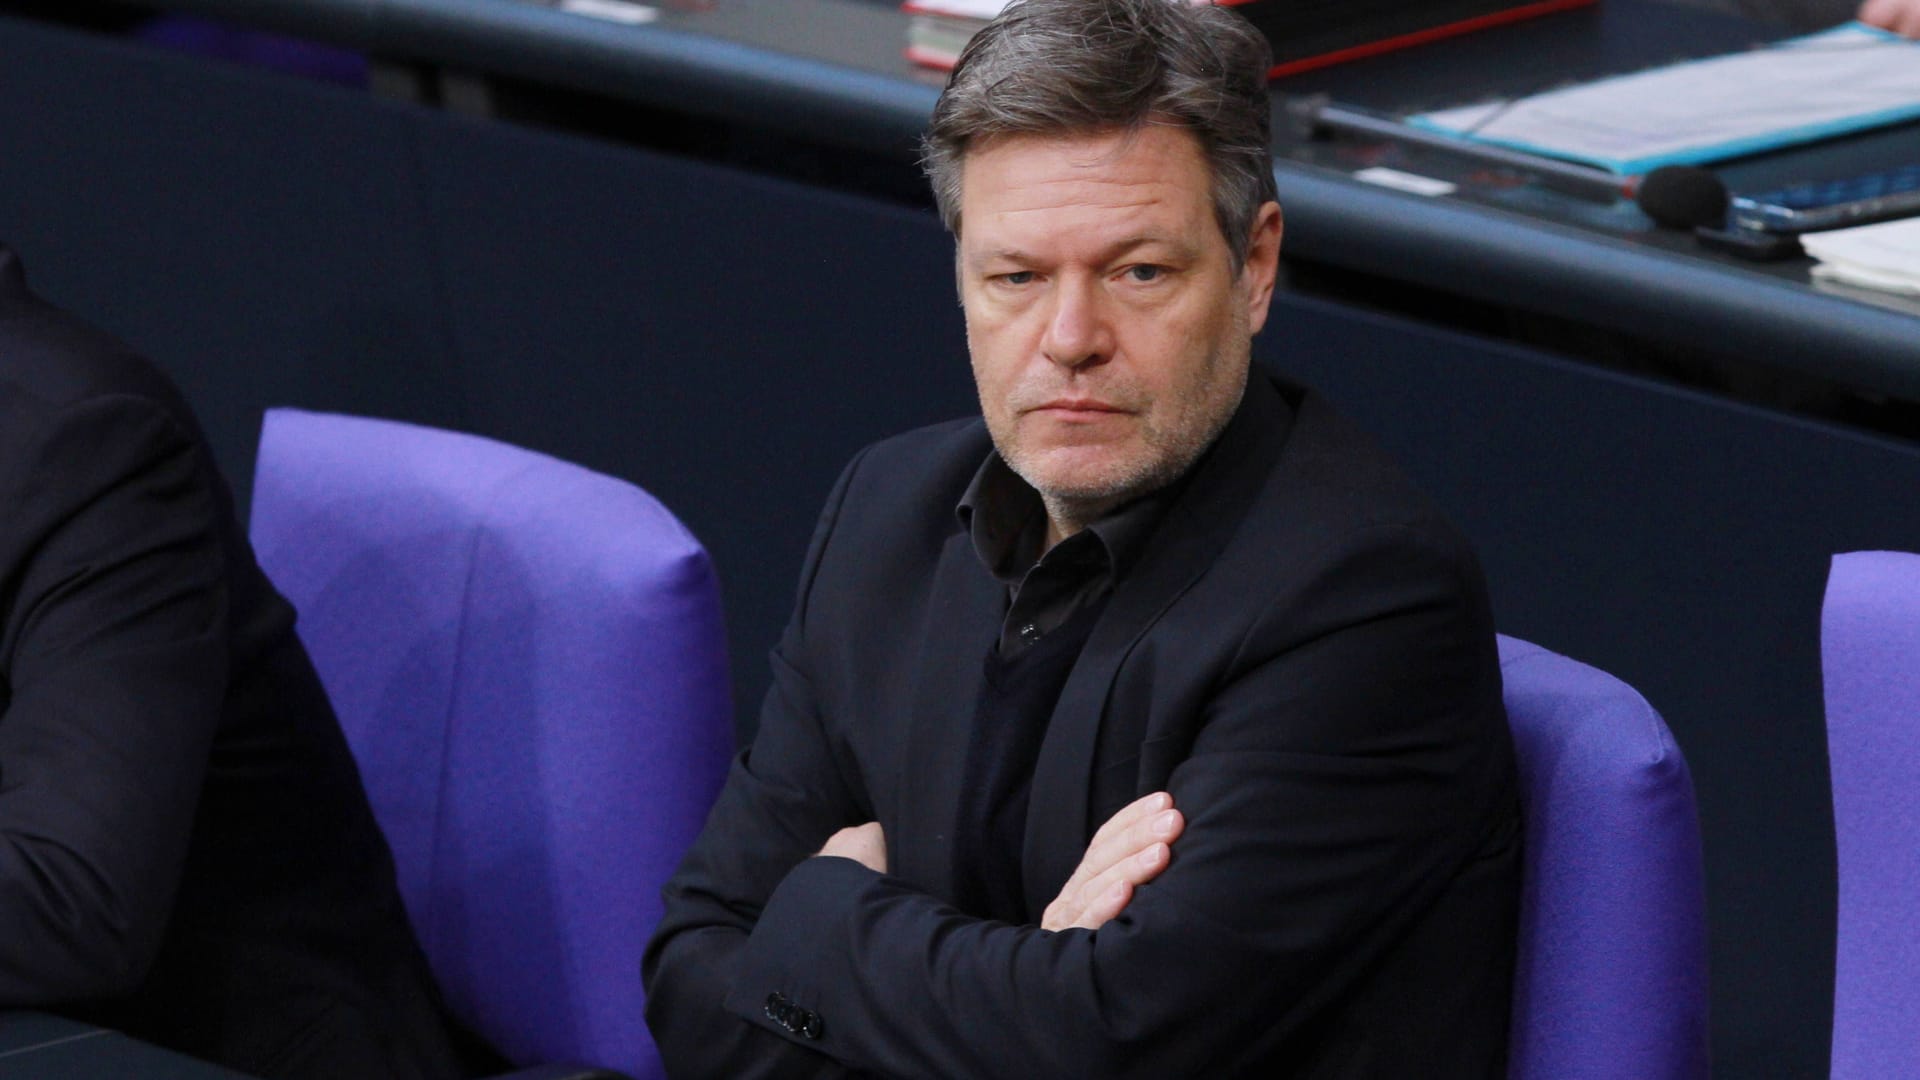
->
[991,347,1248,537]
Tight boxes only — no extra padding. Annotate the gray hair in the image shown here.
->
[921,0,1278,270]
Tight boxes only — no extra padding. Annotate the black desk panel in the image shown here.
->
[117,0,1920,405]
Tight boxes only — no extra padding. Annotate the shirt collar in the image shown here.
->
[955,451,1177,589]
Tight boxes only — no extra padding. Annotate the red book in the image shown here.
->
[903,0,1600,79]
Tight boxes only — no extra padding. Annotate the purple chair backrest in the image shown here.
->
[249,409,733,1078]
[1498,635,1710,1080]
[1822,551,1920,1080]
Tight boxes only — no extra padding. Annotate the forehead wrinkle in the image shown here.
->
[964,215,1200,269]
[960,129,1218,264]
[996,192,1166,217]
[968,234,1155,265]
[979,186,1188,233]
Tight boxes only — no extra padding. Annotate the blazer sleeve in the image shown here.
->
[643,449,876,1080]
[0,394,230,1003]
[713,521,1511,1078]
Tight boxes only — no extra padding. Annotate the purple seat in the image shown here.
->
[1498,635,1710,1080]
[1822,551,1920,1080]
[249,409,733,1079]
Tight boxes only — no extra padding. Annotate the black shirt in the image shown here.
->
[948,453,1185,921]
[956,453,1175,657]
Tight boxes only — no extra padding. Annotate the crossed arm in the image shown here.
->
[643,516,1508,1078]
[817,791,1185,933]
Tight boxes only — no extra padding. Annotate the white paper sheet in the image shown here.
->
[903,0,1007,18]
[558,0,659,25]
[1802,214,1920,295]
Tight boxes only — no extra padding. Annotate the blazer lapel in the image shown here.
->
[1020,375,1298,913]
[891,528,1006,903]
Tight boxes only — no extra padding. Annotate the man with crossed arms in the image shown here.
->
[644,1,1520,1075]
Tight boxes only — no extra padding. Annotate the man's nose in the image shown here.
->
[1041,278,1113,370]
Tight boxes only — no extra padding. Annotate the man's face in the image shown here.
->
[957,125,1281,534]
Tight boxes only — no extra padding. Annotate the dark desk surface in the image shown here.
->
[1267,2,1920,400]
[0,1013,253,1078]
[139,0,1920,405]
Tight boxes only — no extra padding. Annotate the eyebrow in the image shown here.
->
[965,233,1199,270]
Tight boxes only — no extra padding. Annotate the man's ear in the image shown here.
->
[1243,202,1283,336]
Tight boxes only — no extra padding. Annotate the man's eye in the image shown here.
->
[999,271,1036,286]
[1126,265,1165,283]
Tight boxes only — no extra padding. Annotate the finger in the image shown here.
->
[1068,795,1176,888]
[1047,838,1175,932]
[1088,839,1173,898]
[1056,839,1172,926]
[818,822,863,856]
[1071,880,1133,932]
[817,821,887,871]
[1079,807,1183,886]
[1054,792,1166,896]
[1043,872,1132,932]
[1087,792,1172,851]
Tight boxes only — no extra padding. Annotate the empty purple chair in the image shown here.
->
[249,409,733,1079]
[1822,551,1920,1080]
[1498,635,1710,1080]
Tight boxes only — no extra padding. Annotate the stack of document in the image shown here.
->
[1412,23,1920,175]
[1802,216,1920,297]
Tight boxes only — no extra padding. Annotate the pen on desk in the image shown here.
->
[1288,96,1729,229]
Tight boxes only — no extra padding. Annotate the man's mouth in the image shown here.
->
[1032,398,1128,417]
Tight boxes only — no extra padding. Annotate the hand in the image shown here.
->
[818,821,887,873]
[1041,792,1184,932]
[1859,0,1920,36]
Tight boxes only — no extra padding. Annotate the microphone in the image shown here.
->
[1290,97,1729,229]
[1632,165,1732,230]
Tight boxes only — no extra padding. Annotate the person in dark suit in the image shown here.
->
[0,244,477,1079]
[643,0,1520,1075]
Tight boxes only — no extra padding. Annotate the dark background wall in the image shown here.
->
[7,13,1919,1076]
[0,13,977,734]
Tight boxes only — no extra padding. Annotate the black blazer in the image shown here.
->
[646,373,1520,1078]
[0,248,469,1079]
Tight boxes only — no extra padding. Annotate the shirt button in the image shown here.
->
[1018,621,1041,644]
[802,1013,825,1040]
